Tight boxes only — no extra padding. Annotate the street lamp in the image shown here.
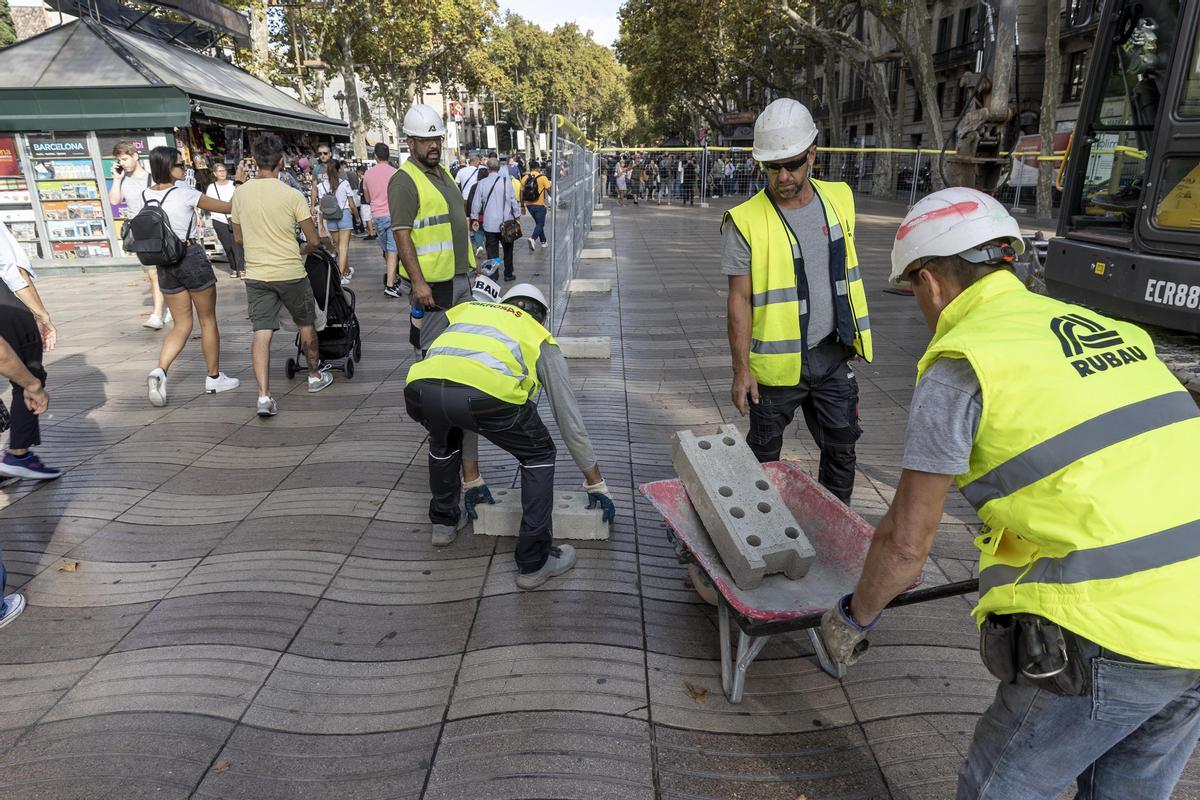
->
[334,90,346,119]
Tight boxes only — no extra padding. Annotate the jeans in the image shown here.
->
[0,305,45,450]
[404,379,557,572]
[958,636,1200,799]
[485,231,515,278]
[745,337,861,504]
[528,204,547,243]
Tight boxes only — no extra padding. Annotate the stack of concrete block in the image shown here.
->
[672,424,815,589]
[473,489,609,540]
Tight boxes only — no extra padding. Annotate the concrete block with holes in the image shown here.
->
[472,488,609,540]
[672,424,815,589]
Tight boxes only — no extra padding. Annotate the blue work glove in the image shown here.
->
[584,479,615,523]
[463,478,495,521]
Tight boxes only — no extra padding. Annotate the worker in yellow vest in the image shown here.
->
[404,283,615,590]
[387,104,475,354]
[723,99,873,505]
[818,188,1200,799]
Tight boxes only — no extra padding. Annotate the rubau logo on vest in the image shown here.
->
[1050,313,1147,377]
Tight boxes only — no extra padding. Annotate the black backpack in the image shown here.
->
[123,188,191,266]
[521,175,540,202]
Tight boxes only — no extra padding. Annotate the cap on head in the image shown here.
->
[403,104,447,138]
[501,283,549,324]
[751,98,818,162]
[889,187,1026,287]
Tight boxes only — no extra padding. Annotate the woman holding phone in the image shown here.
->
[130,146,240,407]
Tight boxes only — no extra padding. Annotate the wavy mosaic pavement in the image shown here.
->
[2,203,1197,800]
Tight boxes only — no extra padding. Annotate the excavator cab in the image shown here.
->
[1045,0,1200,332]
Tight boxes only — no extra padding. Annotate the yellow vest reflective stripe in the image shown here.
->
[398,160,473,282]
[406,302,555,405]
[723,179,873,386]
[916,270,1200,668]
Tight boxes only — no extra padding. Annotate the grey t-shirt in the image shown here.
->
[902,357,983,475]
[722,196,834,346]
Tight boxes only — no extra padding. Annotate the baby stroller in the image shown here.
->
[286,249,362,379]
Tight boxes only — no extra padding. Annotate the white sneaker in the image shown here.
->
[205,373,240,394]
[147,367,168,407]
[475,245,487,261]
[0,593,26,629]
[307,370,334,393]
[340,273,352,286]
[143,314,163,330]
[540,242,548,249]
[527,237,536,251]
[256,396,277,417]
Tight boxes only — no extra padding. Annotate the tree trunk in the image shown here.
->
[338,46,367,159]
[1037,0,1063,220]
[246,1,270,80]
[288,7,307,105]
[823,53,844,147]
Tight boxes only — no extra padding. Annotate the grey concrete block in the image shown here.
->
[587,229,614,239]
[557,337,611,359]
[567,278,612,294]
[672,424,815,589]
[592,217,611,226]
[580,247,613,260]
[593,210,611,218]
[474,489,609,540]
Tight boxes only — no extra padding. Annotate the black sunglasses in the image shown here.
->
[172,162,185,169]
[764,158,809,174]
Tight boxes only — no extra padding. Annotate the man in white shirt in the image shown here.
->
[0,220,60,481]
[108,140,169,330]
[456,154,483,199]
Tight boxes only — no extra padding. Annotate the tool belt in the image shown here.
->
[980,613,1091,696]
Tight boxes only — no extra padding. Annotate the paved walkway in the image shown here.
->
[1,201,1196,800]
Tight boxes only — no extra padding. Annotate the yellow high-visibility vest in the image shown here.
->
[916,270,1200,668]
[398,160,473,282]
[723,179,872,386]
[407,301,555,406]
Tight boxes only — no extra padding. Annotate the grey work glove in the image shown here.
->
[818,594,878,668]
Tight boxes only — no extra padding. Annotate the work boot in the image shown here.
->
[431,514,468,547]
[516,545,576,590]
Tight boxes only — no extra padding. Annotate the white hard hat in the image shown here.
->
[471,273,502,303]
[501,283,549,321]
[402,104,446,138]
[752,99,818,162]
[889,187,1026,287]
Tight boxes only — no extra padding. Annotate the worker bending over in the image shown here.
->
[723,98,872,504]
[819,188,1200,799]
[404,284,615,590]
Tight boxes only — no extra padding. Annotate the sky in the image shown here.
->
[500,0,624,48]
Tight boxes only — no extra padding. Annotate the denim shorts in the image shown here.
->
[324,208,353,231]
[157,244,216,294]
[373,215,397,254]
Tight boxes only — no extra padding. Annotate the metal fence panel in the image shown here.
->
[547,116,597,333]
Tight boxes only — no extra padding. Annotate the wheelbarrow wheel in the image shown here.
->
[688,563,718,607]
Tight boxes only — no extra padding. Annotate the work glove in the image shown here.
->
[584,479,616,524]
[463,476,495,521]
[818,594,879,668]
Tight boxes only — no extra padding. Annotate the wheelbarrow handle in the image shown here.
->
[885,579,979,609]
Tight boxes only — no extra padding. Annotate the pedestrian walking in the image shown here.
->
[404,284,615,587]
[471,157,522,282]
[645,159,661,204]
[0,220,60,480]
[521,161,552,250]
[109,141,169,330]
[231,134,333,417]
[315,159,358,285]
[363,143,401,296]
[134,146,239,408]
[819,187,1200,800]
[630,157,643,206]
[615,160,629,206]
[723,98,872,504]
[456,154,483,199]
[205,162,244,279]
[681,158,696,206]
[387,104,475,355]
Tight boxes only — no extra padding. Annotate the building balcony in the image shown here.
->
[933,43,976,69]
[841,97,874,114]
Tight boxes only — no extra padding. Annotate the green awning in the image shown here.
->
[0,86,191,132]
[191,99,351,139]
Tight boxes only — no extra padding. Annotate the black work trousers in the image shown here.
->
[404,378,557,572]
[484,231,515,279]
[745,337,861,504]
[0,306,45,451]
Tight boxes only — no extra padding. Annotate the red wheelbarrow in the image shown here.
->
[640,461,977,703]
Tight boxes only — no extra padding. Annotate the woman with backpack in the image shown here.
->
[205,162,244,279]
[133,146,240,407]
[316,159,359,285]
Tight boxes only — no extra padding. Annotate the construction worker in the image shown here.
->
[387,103,474,353]
[403,284,615,590]
[723,98,872,505]
[818,188,1200,799]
